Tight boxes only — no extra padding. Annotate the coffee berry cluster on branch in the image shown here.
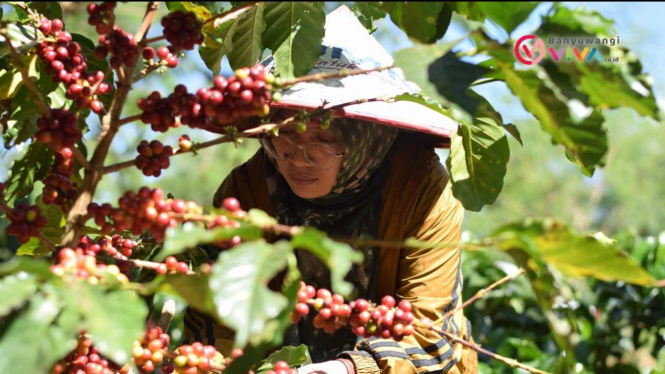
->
[156,256,190,275]
[138,64,278,133]
[131,322,173,373]
[34,110,82,211]
[87,187,200,241]
[5,203,48,244]
[292,283,422,342]
[37,17,109,113]
[88,2,140,69]
[50,246,130,285]
[135,140,173,177]
[161,10,204,52]
[51,333,124,374]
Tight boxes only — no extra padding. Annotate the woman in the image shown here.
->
[184,108,479,374]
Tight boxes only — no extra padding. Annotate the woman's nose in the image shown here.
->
[288,144,311,167]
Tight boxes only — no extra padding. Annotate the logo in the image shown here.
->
[514,34,619,65]
[515,35,546,65]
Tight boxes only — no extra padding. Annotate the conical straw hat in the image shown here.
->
[261,5,458,146]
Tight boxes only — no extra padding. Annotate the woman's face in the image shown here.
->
[267,110,345,199]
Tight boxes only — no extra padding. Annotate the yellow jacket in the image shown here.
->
[185,134,478,374]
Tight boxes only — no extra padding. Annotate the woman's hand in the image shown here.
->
[297,360,352,374]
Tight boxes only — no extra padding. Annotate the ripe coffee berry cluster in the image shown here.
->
[135,140,173,177]
[207,197,245,249]
[89,2,139,69]
[293,283,417,342]
[53,147,75,176]
[76,234,132,262]
[183,65,275,129]
[42,173,79,210]
[173,342,224,374]
[87,187,199,241]
[266,361,297,374]
[156,256,189,275]
[37,18,108,113]
[42,146,79,210]
[132,322,172,373]
[138,90,182,132]
[5,203,48,243]
[161,10,204,51]
[50,246,129,285]
[95,27,140,69]
[137,64,278,133]
[87,2,116,35]
[51,334,122,374]
[35,109,82,152]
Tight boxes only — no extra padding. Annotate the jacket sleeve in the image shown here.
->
[338,162,477,374]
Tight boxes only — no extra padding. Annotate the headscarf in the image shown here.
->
[264,116,399,236]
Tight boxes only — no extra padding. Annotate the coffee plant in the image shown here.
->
[0,2,662,374]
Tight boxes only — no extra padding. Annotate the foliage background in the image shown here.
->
[1,1,664,373]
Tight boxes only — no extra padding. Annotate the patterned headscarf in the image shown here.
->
[263,115,399,232]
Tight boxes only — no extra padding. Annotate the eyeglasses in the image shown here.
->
[259,134,344,170]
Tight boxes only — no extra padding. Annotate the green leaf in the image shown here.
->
[476,2,539,34]
[166,1,213,21]
[61,284,149,365]
[541,4,615,37]
[16,236,50,257]
[448,2,486,23]
[209,240,293,347]
[224,250,301,374]
[6,141,54,200]
[198,44,225,76]
[554,61,659,120]
[35,194,65,229]
[157,221,262,261]
[199,17,239,75]
[0,68,24,99]
[392,93,453,115]
[504,123,523,146]
[47,82,71,109]
[228,3,266,71]
[160,273,215,315]
[490,219,657,286]
[428,51,490,114]
[399,2,444,43]
[434,3,453,41]
[393,40,460,104]
[492,57,608,176]
[0,273,39,317]
[446,117,510,212]
[17,226,100,258]
[352,2,387,33]
[0,23,43,59]
[28,2,63,20]
[0,256,55,279]
[262,2,325,79]
[255,345,312,373]
[290,227,363,297]
[0,292,77,374]
[473,90,522,146]
[247,208,278,228]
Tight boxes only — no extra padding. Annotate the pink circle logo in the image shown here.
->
[514,35,545,65]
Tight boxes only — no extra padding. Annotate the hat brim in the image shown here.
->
[268,97,456,148]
